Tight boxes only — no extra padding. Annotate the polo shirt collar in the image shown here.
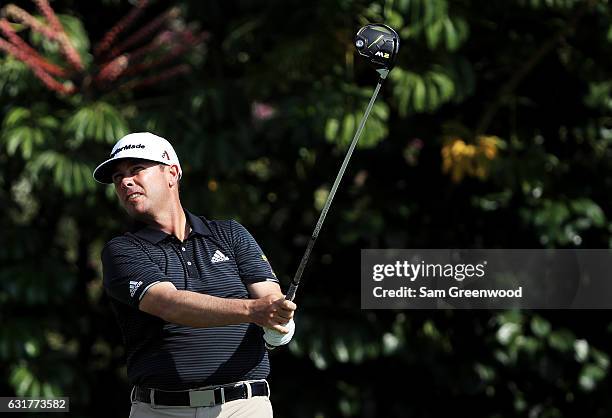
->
[132,224,167,244]
[185,210,212,236]
[132,210,212,244]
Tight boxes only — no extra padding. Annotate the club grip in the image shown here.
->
[286,283,298,301]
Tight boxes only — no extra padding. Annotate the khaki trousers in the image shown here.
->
[128,396,273,418]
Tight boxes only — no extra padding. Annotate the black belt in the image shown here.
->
[133,381,269,407]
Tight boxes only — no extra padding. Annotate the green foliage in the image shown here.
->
[9,363,67,397]
[391,67,455,114]
[324,99,389,148]
[518,0,582,9]
[58,15,92,66]
[523,198,606,246]
[366,0,469,51]
[0,57,31,97]
[0,101,119,196]
[28,150,96,195]
[2,110,45,159]
[30,14,92,69]
[64,101,128,146]
[585,81,612,111]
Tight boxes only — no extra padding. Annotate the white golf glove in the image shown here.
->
[263,318,295,349]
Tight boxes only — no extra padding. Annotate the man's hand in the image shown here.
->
[264,318,295,348]
[248,294,296,333]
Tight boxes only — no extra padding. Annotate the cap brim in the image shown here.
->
[93,157,175,184]
[93,157,122,184]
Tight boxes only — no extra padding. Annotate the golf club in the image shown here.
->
[285,23,400,302]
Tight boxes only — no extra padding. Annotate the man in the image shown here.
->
[93,132,296,417]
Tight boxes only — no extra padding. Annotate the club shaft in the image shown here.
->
[286,78,384,301]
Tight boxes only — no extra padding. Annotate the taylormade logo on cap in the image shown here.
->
[92,132,182,184]
[111,143,146,158]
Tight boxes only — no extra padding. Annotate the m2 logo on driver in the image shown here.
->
[375,51,390,59]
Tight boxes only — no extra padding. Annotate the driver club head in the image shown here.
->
[355,23,400,77]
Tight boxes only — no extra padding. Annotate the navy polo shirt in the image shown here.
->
[101,210,278,390]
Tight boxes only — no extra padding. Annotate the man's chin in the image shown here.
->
[123,204,150,221]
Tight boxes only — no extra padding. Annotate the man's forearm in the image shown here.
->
[160,290,252,328]
[139,281,292,330]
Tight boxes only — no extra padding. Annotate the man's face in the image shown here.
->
[111,159,170,219]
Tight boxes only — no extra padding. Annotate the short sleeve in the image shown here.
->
[230,220,279,285]
[101,236,169,308]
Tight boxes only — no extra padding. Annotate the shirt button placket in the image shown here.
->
[182,242,197,276]
[176,241,189,274]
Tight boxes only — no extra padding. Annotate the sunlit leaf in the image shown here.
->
[65,102,128,145]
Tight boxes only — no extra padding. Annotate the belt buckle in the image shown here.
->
[189,389,215,407]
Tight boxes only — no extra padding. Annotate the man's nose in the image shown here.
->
[121,175,135,189]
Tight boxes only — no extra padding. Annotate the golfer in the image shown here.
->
[93,132,296,417]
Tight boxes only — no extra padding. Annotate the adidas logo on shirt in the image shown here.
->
[129,280,143,298]
[211,250,229,264]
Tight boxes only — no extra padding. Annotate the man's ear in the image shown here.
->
[167,164,180,187]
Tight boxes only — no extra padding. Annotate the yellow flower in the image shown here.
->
[477,135,499,160]
[441,135,501,183]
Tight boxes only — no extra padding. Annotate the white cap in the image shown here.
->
[93,132,182,184]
